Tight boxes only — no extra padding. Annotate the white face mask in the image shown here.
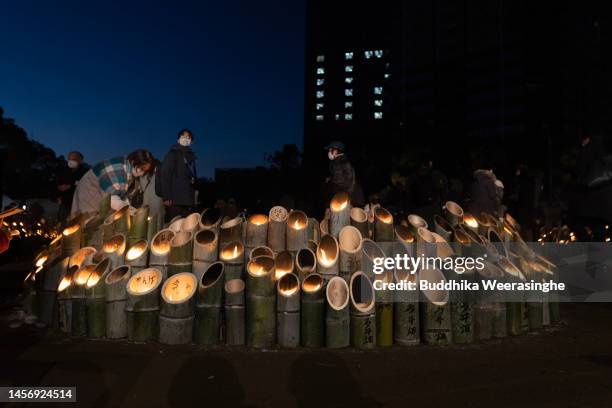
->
[132,167,145,177]
[67,160,79,169]
[328,151,335,161]
[179,136,192,147]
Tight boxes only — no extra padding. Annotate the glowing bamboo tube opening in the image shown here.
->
[317,235,338,267]
[249,246,274,261]
[128,268,162,294]
[35,265,43,275]
[151,230,174,255]
[248,256,274,277]
[58,275,72,292]
[35,254,48,268]
[331,192,350,212]
[463,213,479,232]
[86,272,101,289]
[249,214,268,226]
[70,247,97,268]
[287,211,307,230]
[163,273,196,302]
[126,240,147,261]
[303,274,323,293]
[407,214,428,234]
[375,207,393,224]
[220,241,244,261]
[74,266,94,286]
[278,273,299,296]
[395,225,415,243]
[444,201,464,225]
[274,251,293,281]
[419,266,449,306]
[103,235,125,254]
[63,224,80,236]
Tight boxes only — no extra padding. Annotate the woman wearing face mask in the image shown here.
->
[128,157,164,232]
[159,129,197,222]
[71,149,155,215]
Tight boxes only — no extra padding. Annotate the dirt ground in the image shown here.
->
[0,303,611,408]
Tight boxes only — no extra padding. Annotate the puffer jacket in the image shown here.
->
[160,144,197,206]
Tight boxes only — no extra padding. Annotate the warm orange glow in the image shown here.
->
[163,274,196,302]
[318,248,334,266]
[278,275,299,296]
[249,214,268,226]
[303,275,322,292]
[113,212,123,221]
[291,219,305,230]
[35,265,43,274]
[221,243,243,260]
[126,243,146,261]
[331,199,348,212]
[128,269,160,293]
[250,265,265,275]
[74,267,93,285]
[103,236,125,254]
[63,224,80,236]
[58,276,71,292]
[464,214,479,229]
[376,209,393,224]
[275,269,289,281]
[35,255,48,268]
[86,272,101,288]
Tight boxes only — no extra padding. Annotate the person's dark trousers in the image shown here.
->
[165,205,192,223]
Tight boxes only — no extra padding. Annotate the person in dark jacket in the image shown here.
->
[160,129,197,222]
[323,141,364,206]
[467,168,503,217]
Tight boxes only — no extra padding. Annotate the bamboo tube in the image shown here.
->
[316,234,339,282]
[286,210,309,253]
[307,240,318,253]
[246,214,268,257]
[300,273,325,347]
[277,273,300,348]
[325,276,350,348]
[83,215,103,249]
[249,245,274,261]
[225,279,246,345]
[104,265,131,339]
[329,192,351,239]
[416,227,436,258]
[374,268,394,347]
[488,229,508,259]
[125,239,149,274]
[71,265,94,336]
[350,272,376,349]
[159,272,197,345]
[274,250,294,281]
[420,266,452,345]
[61,222,82,258]
[126,268,163,342]
[193,262,225,345]
[246,256,276,347]
[296,248,316,280]
[57,266,76,333]
[102,211,116,242]
[350,207,369,238]
[373,207,394,242]
[338,226,363,282]
[102,234,127,270]
[193,229,219,281]
[431,232,456,258]
[395,225,416,257]
[127,206,149,247]
[199,207,223,231]
[69,247,97,269]
[85,258,111,338]
[146,213,158,244]
[99,193,112,219]
[168,217,183,232]
[443,201,464,227]
[407,214,428,236]
[267,206,288,252]
[505,213,521,233]
[497,256,526,335]
[38,257,69,326]
[361,239,385,281]
[520,258,544,331]
[307,217,320,244]
[434,215,454,243]
[462,213,480,235]
[150,229,175,280]
[394,269,420,346]
[475,213,493,237]
[220,241,244,282]
[112,205,131,236]
[219,217,243,247]
[168,231,193,277]
[181,212,201,233]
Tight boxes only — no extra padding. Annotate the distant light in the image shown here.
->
[374,50,384,58]
[316,78,325,86]
[374,99,383,107]
[344,101,353,109]
[345,77,353,84]
[316,54,325,62]
[374,86,383,95]
[345,65,353,73]
[345,113,353,121]
[374,112,383,119]
[344,89,353,97]
[344,52,353,60]
[316,90,324,99]
[316,115,324,121]
[316,103,324,110]
[335,114,340,121]
[22,205,27,210]
[364,50,373,59]
[316,67,325,75]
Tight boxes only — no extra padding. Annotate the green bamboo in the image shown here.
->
[225,279,246,345]
[128,206,150,247]
[168,231,193,277]
[195,262,225,345]
[159,272,196,345]
[277,273,300,348]
[99,193,112,219]
[350,272,377,349]
[113,205,131,236]
[373,207,394,242]
[70,265,94,336]
[246,256,276,347]
[301,274,325,347]
[420,267,452,345]
[126,268,163,342]
[85,258,111,338]
[325,276,350,348]
[61,223,82,258]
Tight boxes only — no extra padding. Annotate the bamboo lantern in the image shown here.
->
[113,205,131,236]
[504,213,521,233]
[338,226,363,281]
[168,231,193,277]
[497,256,526,335]
[194,262,224,345]
[307,217,320,244]
[220,241,244,282]
[295,248,316,280]
[475,213,493,237]
[102,234,127,270]
[168,217,183,232]
[193,229,219,281]
[147,213,158,244]
[57,266,76,333]
[286,210,308,253]
[307,240,318,253]
[462,213,480,235]
[462,227,487,258]
[482,212,502,234]
[407,214,428,236]
[267,206,288,253]
[181,212,201,233]
[61,222,82,258]
[246,256,276,348]
[85,258,111,338]
[329,192,351,239]
[300,273,325,347]
[126,268,163,342]
[326,276,350,348]
[319,217,329,237]
[452,228,472,257]
[443,201,464,227]
[431,232,455,259]
[199,207,223,231]
[416,227,436,258]
[419,266,452,345]
[99,193,112,219]
[488,261,508,338]
[245,214,268,258]
[71,265,94,336]
[219,217,243,248]
[150,229,175,279]
[249,245,274,261]
[350,207,369,238]
[316,234,339,282]
[128,206,150,247]
[159,272,196,345]
[394,269,419,346]
[434,215,454,243]
[395,225,415,257]
[274,250,294,281]
[39,256,69,326]
[373,268,394,347]
[69,247,97,269]
[488,229,508,259]
[102,211,116,242]
[361,239,385,281]
[125,239,149,274]
[373,207,394,242]
[519,258,544,331]
[349,272,376,349]
[472,261,504,341]
[83,215,103,249]
[225,279,246,345]
[277,273,300,348]
[104,265,131,339]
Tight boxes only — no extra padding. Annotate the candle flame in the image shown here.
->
[58,276,71,292]
[250,214,268,226]
[292,220,305,230]
[464,214,478,229]
[221,243,242,260]
[319,248,334,266]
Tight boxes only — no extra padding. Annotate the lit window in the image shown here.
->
[316,103,324,110]
[316,55,325,62]
[316,115,324,121]
[345,101,353,108]
[374,50,383,58]
[335,114,340,120]
[345,113,353,120]
[345,65,353,73]
[345,52,353,60]
[316,67,325,75]
[364,50,373,59]
[316,90,324,98]
[374,112,383,119]
[317,78,325,86]
[374,86,383,95]
[345,89,353,97]
[345,77,353,84]
[374,99,383,107]
[384,73,390,79]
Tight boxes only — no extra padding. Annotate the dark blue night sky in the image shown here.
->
[0,1,305,178]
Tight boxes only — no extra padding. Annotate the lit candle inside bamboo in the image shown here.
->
[220,241,244,281]
[374,207,394,241]
[316,234,339,282]
[246,214,269,253]
[330,192,351,239]
[163,273,196,302]
[463,213,479,234]
[35,254,48,268]
[274,250,294,281]
[220,241,244,262]
[287,210,308,252]
[128,268,161,294]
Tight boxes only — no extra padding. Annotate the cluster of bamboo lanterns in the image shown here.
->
[219,241,244,281]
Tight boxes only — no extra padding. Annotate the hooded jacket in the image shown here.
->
[160,144,197,206]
